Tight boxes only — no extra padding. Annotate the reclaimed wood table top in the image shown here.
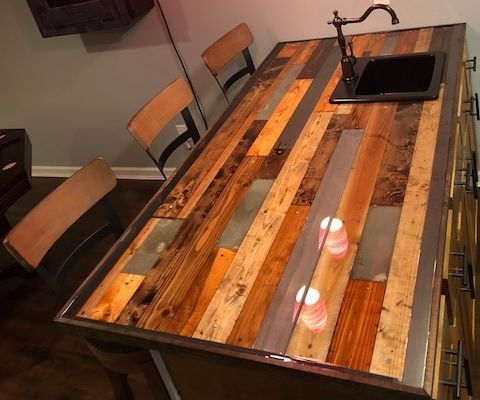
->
[58,23,465,390]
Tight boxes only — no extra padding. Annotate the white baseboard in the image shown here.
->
[32,166,174,180]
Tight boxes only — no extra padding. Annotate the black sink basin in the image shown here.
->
[329,51,445,103]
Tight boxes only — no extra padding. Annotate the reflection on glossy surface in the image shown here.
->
[295,286,328,333]
[319,217,349,259]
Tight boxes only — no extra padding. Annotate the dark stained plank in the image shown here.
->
[226,205,309,348]
[326,280,386,371]
[297,38,335,79]
[429,26,454,83]
[136,156,264,331]
[370,102,423,206]
[292,114,346,205]
[256,148,291,179]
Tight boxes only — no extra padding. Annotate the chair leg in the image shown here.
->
[103,367,135,400]
[141,360,170,400]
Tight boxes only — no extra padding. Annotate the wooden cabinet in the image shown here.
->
[436,42,478,400]
[26,0,153,37]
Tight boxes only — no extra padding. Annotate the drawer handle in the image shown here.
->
[467,93,480,120]
[466,56,477,72]
[455,162,473,193]
[450,246,476,300]
[440,340,473,398]
[471,151,478,200]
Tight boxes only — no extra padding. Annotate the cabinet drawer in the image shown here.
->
[433,296,473,399]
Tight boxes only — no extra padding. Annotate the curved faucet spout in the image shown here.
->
[327,5,400,81]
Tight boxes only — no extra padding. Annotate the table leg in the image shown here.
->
[0,214,24,279]
[0,214,10,237]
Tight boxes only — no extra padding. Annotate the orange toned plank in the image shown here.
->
[134,156,264,331]
[76,218,159,318]
[314,34,373,113]
[370,88,444,379]
[287,103,397,361]
[165,248,236,336]
[169,44,308,220]
[326,280,386,371]
[247,79,313,156]
[277,42,302,58]
[86,273,145,323]
[193,112,333,343]
[414,27,434,52]
[227,205,309,347]
[394,29,420,55]
[294,40,321,64]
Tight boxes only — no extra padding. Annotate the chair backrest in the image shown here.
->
[3,157,117,271]
[201,23,254,77]
[127,78,194,150]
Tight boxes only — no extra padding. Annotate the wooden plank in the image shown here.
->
[292,114,346,206]
[256,148,291,179]
[254,129,363,353]
[274,44,340,150]
[115,123,263,326]
[326,280,386,371]
[153,48,295,219]
[136,156,264,331]
[192,112,334,343]
[351,206,401,282]
[294,40,321,65]
[257,65,304,120]
[285,103,398,361]
[413,28,434,53]
[217,178,275,249]
[175,120,266,219]
[246,79,313,156]
[370,88,444,379]
[276,42,302,58]
[85,273,145,323]
[429,26,453,82]
[76,218,160,319]
[297,38,335,79]
[393,29,420,55]
[166,248,236,336]
[370,102,423,207]
[379,31,400,56]
[314,34,373,113]
[226,205,309,348]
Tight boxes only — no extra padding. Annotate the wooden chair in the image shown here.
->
[202,22,255,101]
[3,157,168,400]
[128,77,200,180]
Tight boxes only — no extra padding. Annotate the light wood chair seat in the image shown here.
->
[128,77,200,180]
[3,157,168,400]
[202,22,255,101]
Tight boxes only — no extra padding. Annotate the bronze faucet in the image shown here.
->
[328,5,399,81]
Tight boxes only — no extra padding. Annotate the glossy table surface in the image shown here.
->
[57,24,465,392]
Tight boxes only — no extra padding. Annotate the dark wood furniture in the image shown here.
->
[127,77,201,180]
[202,23,256,101]
[0,129,32,234]
[56,24,478,399]
[26,0,154,38]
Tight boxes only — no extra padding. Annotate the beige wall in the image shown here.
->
[1,0,479,172]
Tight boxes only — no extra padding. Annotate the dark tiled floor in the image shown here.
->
[0,178,160,399]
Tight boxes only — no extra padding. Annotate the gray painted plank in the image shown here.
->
[217,178,274,249]
[350,206,402,282]
[253,129,363,354]
[379,31,400,56]
[122,218,182,275]
[275,43,339,150]
[258,65,304,120]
